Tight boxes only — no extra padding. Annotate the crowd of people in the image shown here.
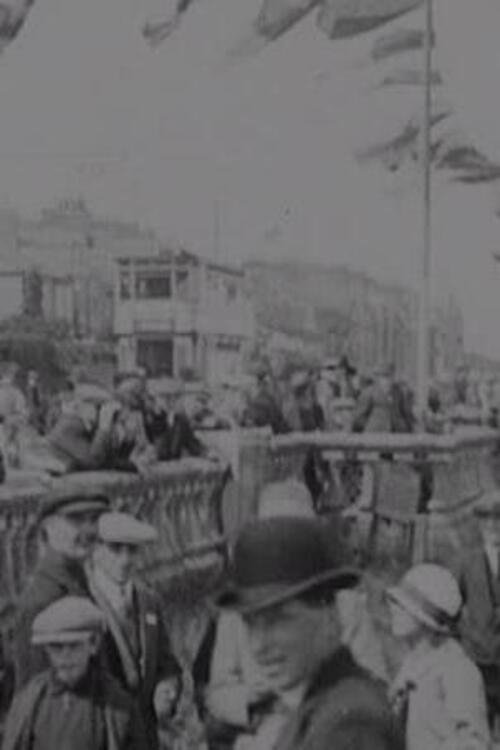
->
[0,366,223,480]
[0,477,495,750]
[0,356,498,483]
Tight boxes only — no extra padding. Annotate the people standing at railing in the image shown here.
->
[387,564,490,750]
[144,379,208,461]
[25,370,46,436]
[245,370,290,436]
[86,512,182,750]
[283,372,330,504]
[13,491,110,689]
[3,596,148,750]
[352,365,413,435]
[0,363,27,470]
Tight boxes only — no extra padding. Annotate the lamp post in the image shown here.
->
[416,0,433,427]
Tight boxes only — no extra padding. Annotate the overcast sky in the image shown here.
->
[0,0,500,356]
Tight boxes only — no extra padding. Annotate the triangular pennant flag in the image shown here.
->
[317,0,423,40]
[142,0,196,48]
[254,0,320,42]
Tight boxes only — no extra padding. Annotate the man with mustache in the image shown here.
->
[13,490,110,688]
[3,596,148,750]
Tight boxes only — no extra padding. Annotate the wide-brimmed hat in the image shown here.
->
[218,517,360,615]
[387,563,462,634]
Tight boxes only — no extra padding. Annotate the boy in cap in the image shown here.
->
[87,512,181,749]
[3,596,148,750]
[217,516,399,750]
[14,491,110,688]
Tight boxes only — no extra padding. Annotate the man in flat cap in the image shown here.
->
[2,596,148,750]
[87,512,181,749]
[14,491,110,688]
[218,517,400,750]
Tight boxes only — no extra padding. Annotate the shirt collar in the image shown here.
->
[92,565,134,607]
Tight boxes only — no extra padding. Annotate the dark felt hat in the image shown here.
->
[218,517,360,615]
[37,490,111,525]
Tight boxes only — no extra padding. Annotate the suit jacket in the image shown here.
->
[151,411,204,462]
[14,550,90,689]
[273,648,401,750]
[87,571,181,749]
[2,665,149,750]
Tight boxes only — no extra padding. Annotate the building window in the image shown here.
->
[119,273,131,300]
[225,280,237,302]
[176,269,189,301]
[135,273,171,299]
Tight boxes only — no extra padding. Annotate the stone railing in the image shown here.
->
[0,427,500,669]
[0,459,228,633]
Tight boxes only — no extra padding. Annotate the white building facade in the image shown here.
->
[114,249,255,384]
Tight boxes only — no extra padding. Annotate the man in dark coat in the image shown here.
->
[86,512,182,750]
[14,491,110,688]
[246,372,290,435]
[144,382,205,461]
[218,517,401,750]
[3,596,148,750]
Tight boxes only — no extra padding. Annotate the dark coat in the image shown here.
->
[274,648,401,750]
[14,550,90,689]
[2,665,149,750]
[87,573,181,750]
[47,414,111,472]
[247,393,290,435]
[148,411,204,462]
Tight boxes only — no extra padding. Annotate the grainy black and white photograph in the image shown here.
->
[0,0,498,748]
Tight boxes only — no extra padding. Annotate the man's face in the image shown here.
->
[45,635,99,688]
[44,511,101,560]
[243,598,337,692]
[96,542,140,585]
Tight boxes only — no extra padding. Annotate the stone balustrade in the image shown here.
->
[0,460,228,638]
[0,426,499,671]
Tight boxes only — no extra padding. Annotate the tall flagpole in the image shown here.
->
[416,0,433,428]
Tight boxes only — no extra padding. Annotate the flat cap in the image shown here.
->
[32,596,104,645]
[98,512,158,545]
[38,491,110,524]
